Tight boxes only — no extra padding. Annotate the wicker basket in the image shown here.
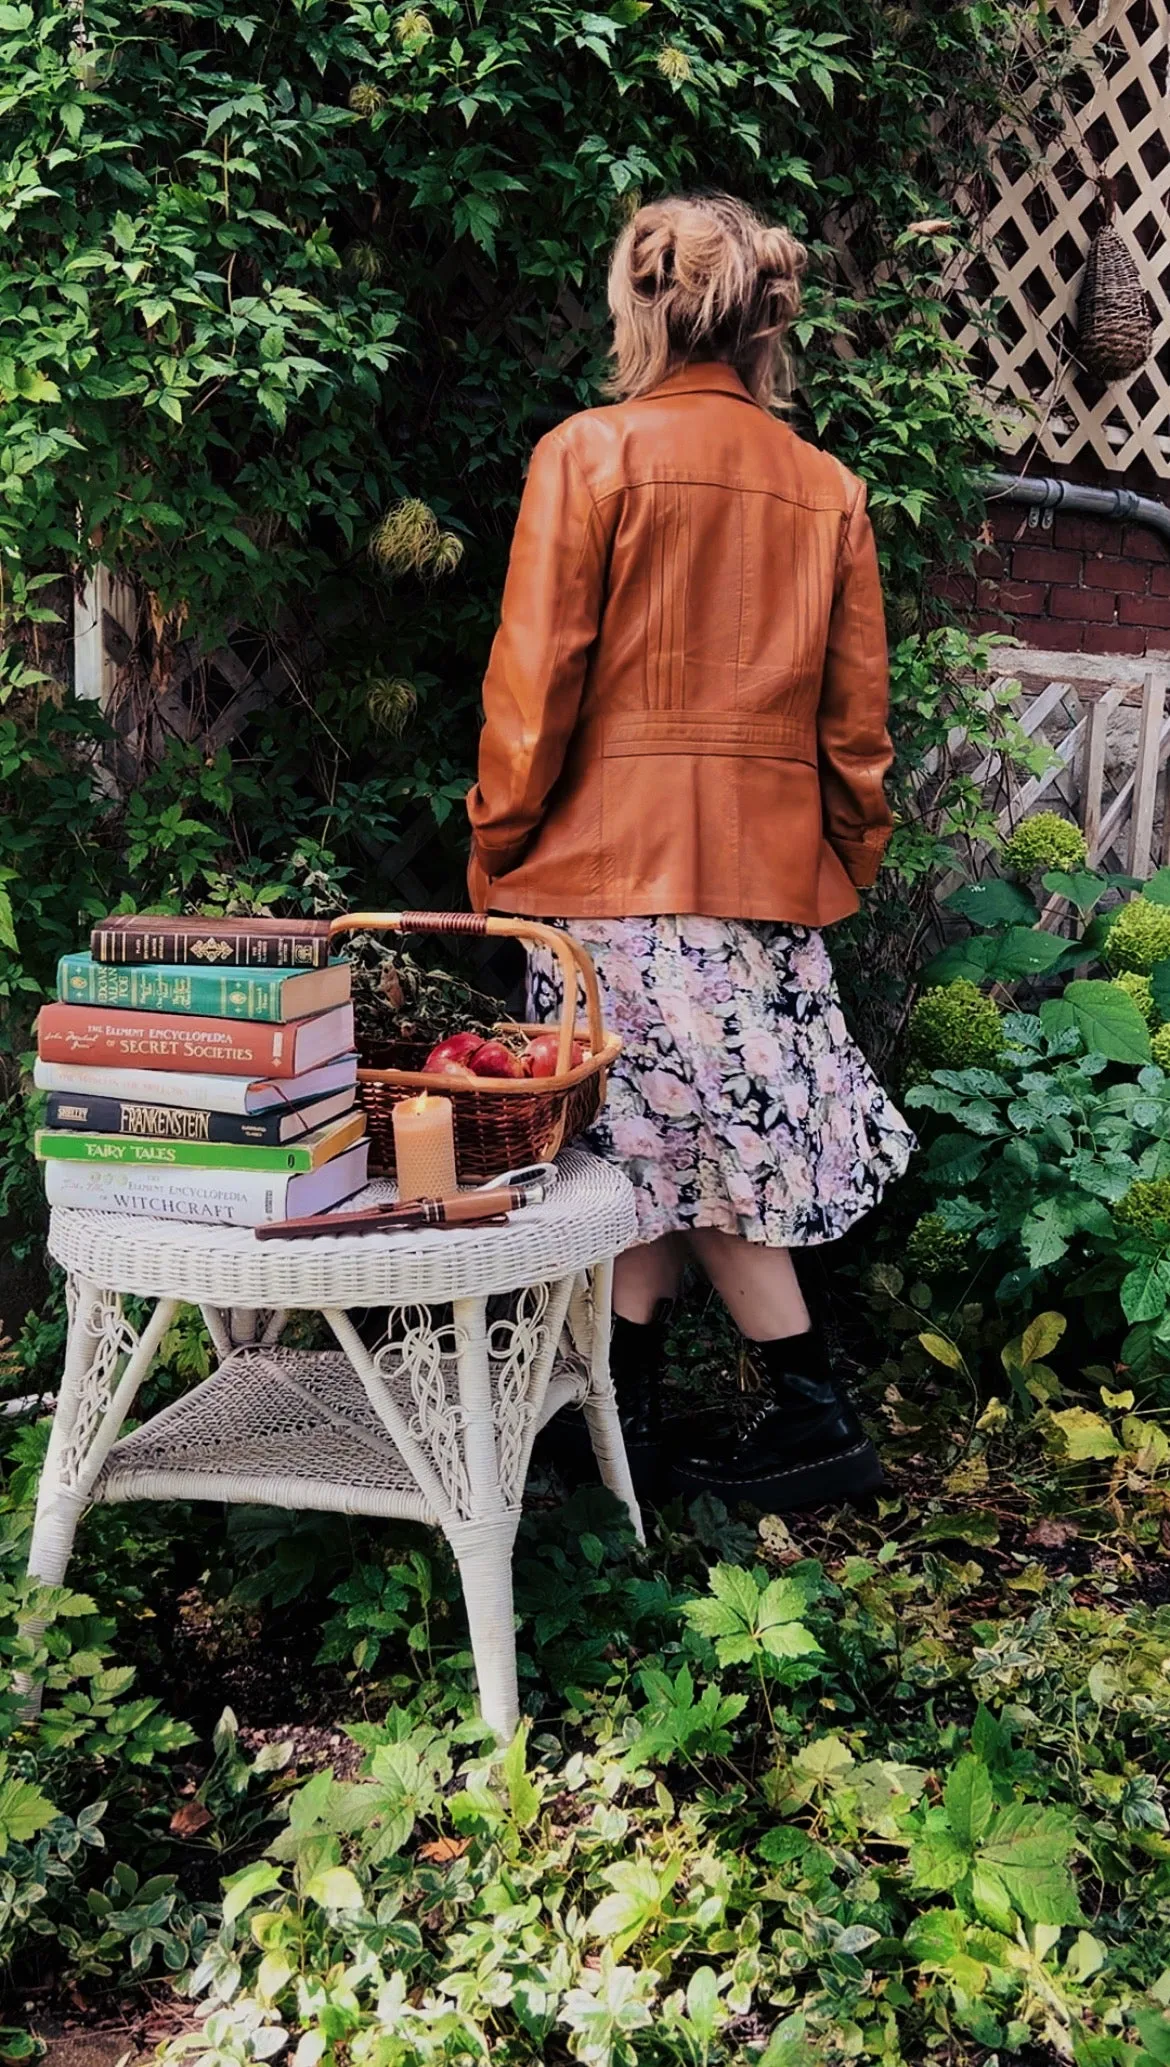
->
[330,910,621,1183]
[1078,181,1152,383]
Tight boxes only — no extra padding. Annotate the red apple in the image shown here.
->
[524,1032,586,1078]
[468,1038,527,1079]
[424,1032,485,1073]
[424,1059,478,1083]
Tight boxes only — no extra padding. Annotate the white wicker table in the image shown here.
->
[26,1149,639,1738]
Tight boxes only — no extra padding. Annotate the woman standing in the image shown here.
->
[466,193,913,1510]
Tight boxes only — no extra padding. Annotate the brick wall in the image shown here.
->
[938,507,1170,656]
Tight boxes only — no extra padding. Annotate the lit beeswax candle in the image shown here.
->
[392,1093,457,1204]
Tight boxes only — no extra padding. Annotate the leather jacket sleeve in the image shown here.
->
[817,483,894,888]
[467,429,606,883]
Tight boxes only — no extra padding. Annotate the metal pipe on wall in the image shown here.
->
[983,469,1170,546]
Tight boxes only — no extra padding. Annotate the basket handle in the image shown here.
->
[329,911,605,1076]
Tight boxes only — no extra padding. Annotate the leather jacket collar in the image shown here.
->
[642,360,757,405]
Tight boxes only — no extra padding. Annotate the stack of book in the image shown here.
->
[33,914,369,1227]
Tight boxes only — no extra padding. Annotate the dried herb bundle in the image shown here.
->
[341,931,503,1048]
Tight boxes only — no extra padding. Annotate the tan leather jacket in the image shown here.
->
[466,361,893,925]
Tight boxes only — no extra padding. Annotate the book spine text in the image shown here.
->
[38,1005,286,1076]
[60,959,288,1021]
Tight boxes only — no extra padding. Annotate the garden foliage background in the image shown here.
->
[5,5,1170,2065]
[0,0,1041,1162]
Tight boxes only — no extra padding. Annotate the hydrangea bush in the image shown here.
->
[1003,810,1088,877]
[1106,896,1170,974]
[907,979,1004,1072]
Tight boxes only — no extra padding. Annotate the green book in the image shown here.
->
[57,951,350,1024]
[35,1109,365,1175]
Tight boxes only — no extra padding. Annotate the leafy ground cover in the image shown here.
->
[2,1271,1169,2067]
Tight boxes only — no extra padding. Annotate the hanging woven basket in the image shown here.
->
[1077,176,1152,383]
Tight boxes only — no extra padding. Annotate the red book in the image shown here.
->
[36,1002,354,1080]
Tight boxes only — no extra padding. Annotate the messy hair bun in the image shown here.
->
[607,192,806,409]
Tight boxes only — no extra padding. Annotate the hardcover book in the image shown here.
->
[58,952,349,1023]
[34,1053,358,1113]
[35,1108,366,1174]
[43,1139,370,1226]
[43,1084,356,1146]
[36,1002,355,1079]
[91,914,334,969]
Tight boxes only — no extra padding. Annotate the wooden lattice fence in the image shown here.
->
[948,0,1170,477]
[966,647,1170,879]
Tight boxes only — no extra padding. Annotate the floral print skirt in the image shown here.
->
[526,914,915,1247]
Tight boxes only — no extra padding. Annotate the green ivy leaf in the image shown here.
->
[1121,1256,1170,1325]
[683,1564,820,1670]
[969,1860,1016,1935]
[1134,2008,1170,2064]
[220,1859,283,1924]
[919,1330,965,1371]
[1060,981,1151,1066]
[304,1864,364,1911]
[976,1802,1080,1924]
[944,1755,995,1850]
[501,1724,540,1830]
[985,928,1069,979]
[903,1906,991,1994]
[945,880,1039,928]
[1021,1198,1073,1270]
[0,1770,57,1857]
[925,928,1066,984]
[793,1735,855,1786]
[1041,868,1108,912]
[1046,1406,1122,1461]
[587,1860,668,1954]
[910,1812,970,1891]
[920,1511,1000,1548]
[1020,1310,1066,1364]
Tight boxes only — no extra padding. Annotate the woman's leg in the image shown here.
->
[613,1234,687,1323]
[685,1229,810,1340]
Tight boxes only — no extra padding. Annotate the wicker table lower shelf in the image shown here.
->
[93,1345,591,1523]
[22,1149,640,1739]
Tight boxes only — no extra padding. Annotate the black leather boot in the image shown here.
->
[540,1300,673,1504]
[667,1327,883,1512]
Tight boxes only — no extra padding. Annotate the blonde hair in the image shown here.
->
[606,193,806,410]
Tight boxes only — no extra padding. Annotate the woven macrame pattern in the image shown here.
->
[62,1284,140,1491]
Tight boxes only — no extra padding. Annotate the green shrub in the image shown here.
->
[1105,896,1170,974]
[906,1212,969,1279]
[908,979,1004,1070]
[0,1570,201,1980]
[1112,970,1158,1026]
[1114,1177,1170,1239]
[1003,811,1088,876]
[902,1008,1170,1343]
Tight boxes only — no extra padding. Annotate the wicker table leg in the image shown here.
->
[577,1260,644,1543]
[444,1511,521,1741]
[201,1306,289,1357]
[19,1277,178,1708]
